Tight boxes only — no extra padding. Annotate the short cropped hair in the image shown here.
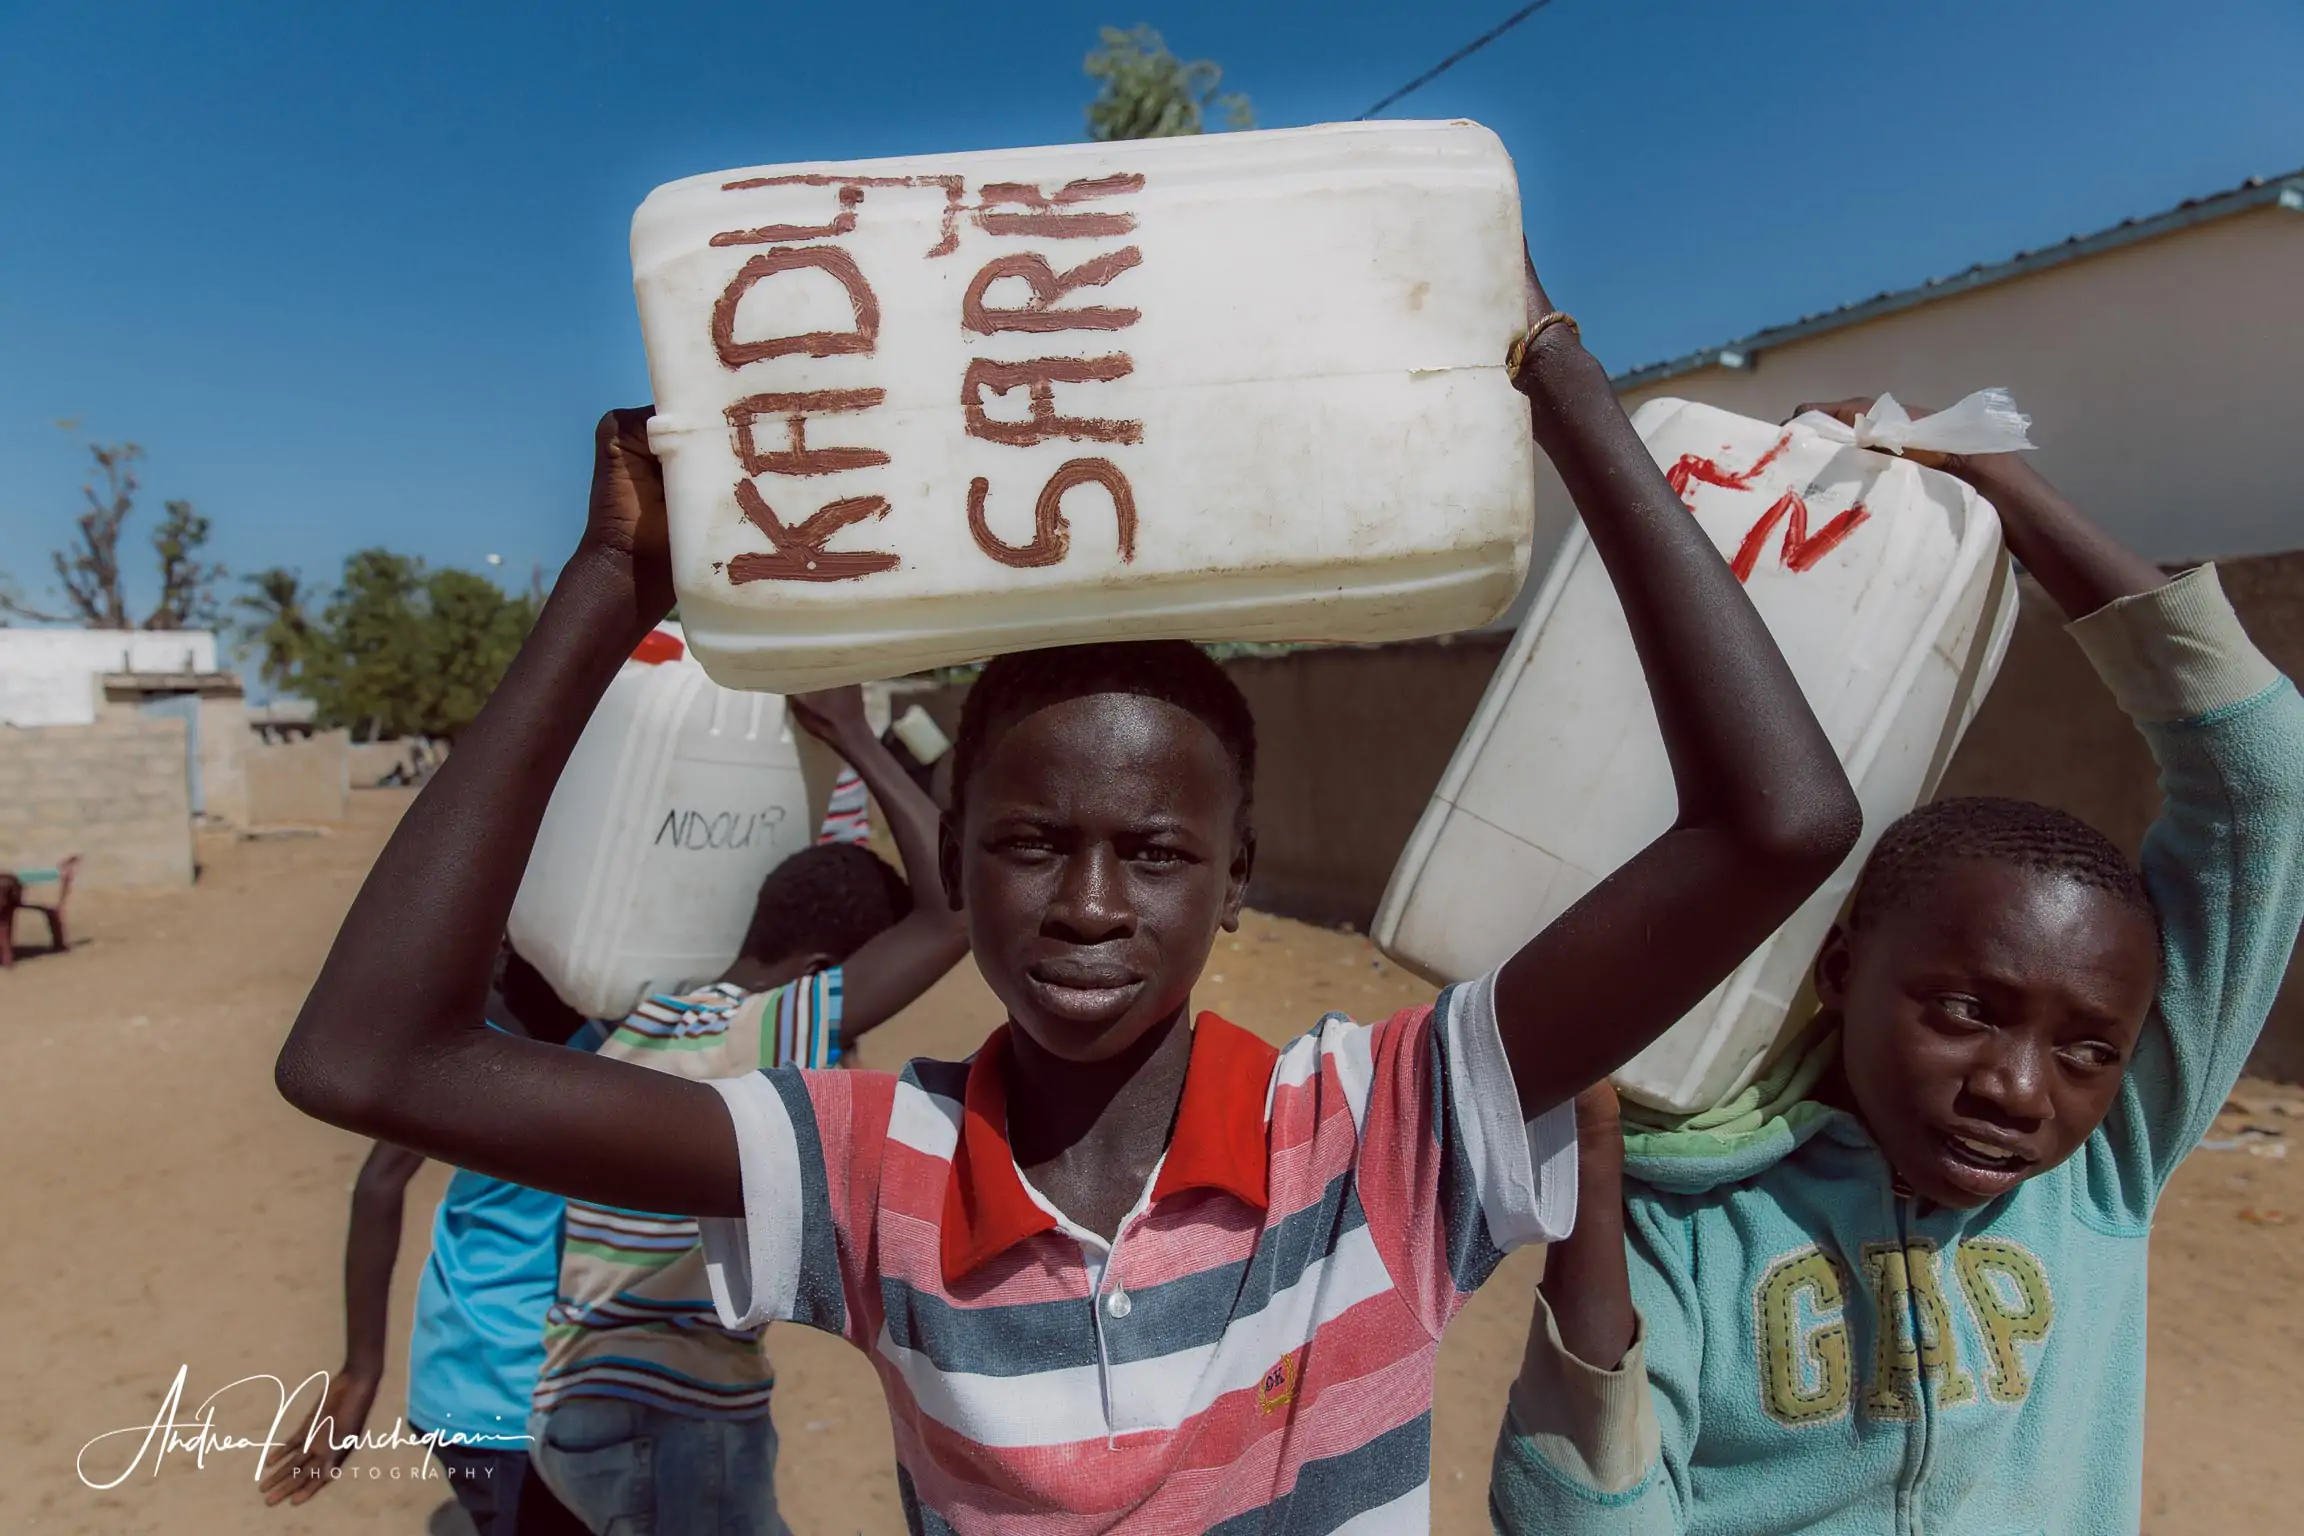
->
[950,641,1258,824]
[741,842,912,967]
[1849,796,2156,936]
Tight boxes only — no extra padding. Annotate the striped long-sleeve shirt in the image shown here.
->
[532,972,840,1419]
[699,969,1577,1532]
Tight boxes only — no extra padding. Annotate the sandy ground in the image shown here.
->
[2,787,2299,1534]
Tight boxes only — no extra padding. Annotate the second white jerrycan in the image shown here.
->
[630,120,1537,693]
[508,624,813,1022]
[1373,397,2020,1114]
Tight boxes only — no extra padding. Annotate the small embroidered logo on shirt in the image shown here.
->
[1257,1351,1301,1415]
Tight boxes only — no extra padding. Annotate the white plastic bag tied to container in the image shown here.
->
[508,624,812,1022]
[1374,397,2025,1114]
[1790,388,2036,458]
[630,120,1537,694]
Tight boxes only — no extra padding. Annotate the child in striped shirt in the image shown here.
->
[278,257,1864,1532]
[527,686,967,1536]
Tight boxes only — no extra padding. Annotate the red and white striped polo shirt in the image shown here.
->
[700,969,1577,1533]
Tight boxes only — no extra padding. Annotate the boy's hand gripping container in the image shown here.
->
[508,624,811,1021]
[1374,396,2025,1113]
[631,121,1536,693]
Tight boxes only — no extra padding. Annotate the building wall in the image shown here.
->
[347,739,425,786]
[1223,638,1512,929]
[0,718,195,888]
[1590,204,2304,569]
[244,729,352,826]
[198,695,251,825]
[0,630,221,726]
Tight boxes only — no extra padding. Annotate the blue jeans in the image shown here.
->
[528,1400,786,1536]
[415,1426,587,1536]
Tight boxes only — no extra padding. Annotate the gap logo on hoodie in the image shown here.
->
[1753,1235,2053,1428]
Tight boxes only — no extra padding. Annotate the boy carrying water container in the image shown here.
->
[1489,400,2304,1535]
[526,685,966,1536]
[274,259,1864,1532]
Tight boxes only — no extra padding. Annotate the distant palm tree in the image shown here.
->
[234,566,315,692]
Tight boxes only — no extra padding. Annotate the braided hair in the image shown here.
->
[950,641,1258,826]
[1849,796,2156,936]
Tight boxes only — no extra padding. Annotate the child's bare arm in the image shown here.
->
[1538,1084,1636,1370]
[274,410,742,1217]
[259,1141,424,1505]
[1495,266,1861,1119]
[1494,1083,1680,1531]
[786,688,968,1044]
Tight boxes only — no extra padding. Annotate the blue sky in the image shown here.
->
[3,0,2299,640]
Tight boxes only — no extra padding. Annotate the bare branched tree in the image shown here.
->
[1,440,225,631]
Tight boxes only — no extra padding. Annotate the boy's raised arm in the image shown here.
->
[1491,1086,1686,1534]
[1494,271,1862,1119]
[274,409,744,1217]
[1538,1084,1638,1371]
[785,688,969,1044]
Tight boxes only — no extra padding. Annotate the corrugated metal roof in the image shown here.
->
[1612,167,2304,391]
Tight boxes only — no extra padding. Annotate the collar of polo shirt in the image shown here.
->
[940,1014,1281,1285]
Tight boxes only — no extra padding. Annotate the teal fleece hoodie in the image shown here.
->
[1491,566,2304,1536]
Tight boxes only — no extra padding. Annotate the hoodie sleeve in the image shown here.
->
[1489,1198,1698,1534]
[2068,565,2304,1216]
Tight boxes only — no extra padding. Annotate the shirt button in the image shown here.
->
[1106,1289,1133,1319]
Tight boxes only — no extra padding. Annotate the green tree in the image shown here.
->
[1083,24,1252,141]
[232,566,317,692]
[303,550,426,739]
[299,549,536,740]
[420,566,537,736]
[148,498,227,630]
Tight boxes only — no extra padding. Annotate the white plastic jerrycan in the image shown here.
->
[509,623,812,1022]
[1373,398,2020,1114]
[630,120,1536,693]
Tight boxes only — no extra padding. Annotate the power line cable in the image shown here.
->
[1356,0,1563,120]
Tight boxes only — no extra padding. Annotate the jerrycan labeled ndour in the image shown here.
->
[1373,398,2020,1114]
[508,623,811,1022]
[630,120,1537,694]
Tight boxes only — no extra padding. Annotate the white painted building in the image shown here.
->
[0,629,220,727]
[1504,165,2304,628]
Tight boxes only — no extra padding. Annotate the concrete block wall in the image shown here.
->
[245,729,352,826]
[0,718,195,888]
[197,695,250,825]
[347,740,414,786]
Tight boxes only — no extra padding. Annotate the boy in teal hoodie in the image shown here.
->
[1490,398,2304,1536]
